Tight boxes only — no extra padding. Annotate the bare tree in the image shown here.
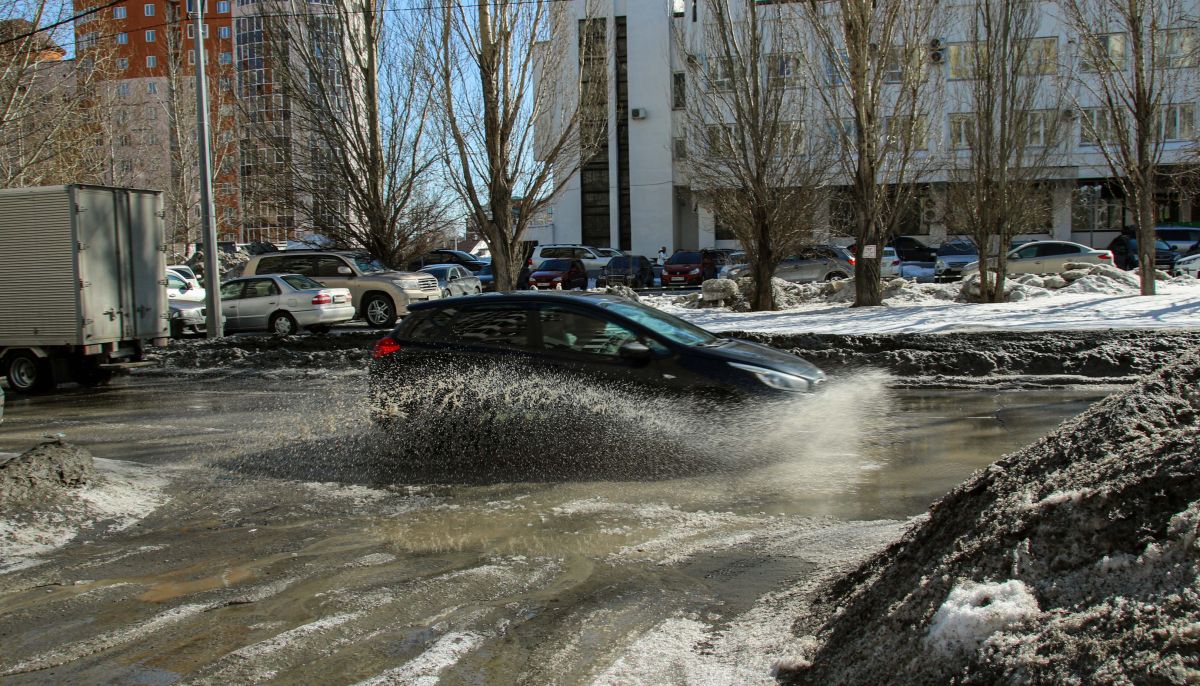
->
[247,0,448,267]
[677,1,834,311]
[1060,0,1198,295]
[416,0,606,291]
[943,0,1067,302]
[801,0,942,307]
[0,6,118,186]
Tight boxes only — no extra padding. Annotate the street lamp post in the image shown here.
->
[193,0,223,337]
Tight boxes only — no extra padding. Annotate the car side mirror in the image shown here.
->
[338,266,353,275]
[619,341,653,362]
[179,282,190,292]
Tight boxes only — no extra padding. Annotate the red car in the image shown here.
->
[530,258,588,290]
[661,250,729,286]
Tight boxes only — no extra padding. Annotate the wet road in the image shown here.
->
[0,374,1112,684]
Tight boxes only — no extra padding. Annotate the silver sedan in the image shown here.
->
[218,274,355,335]
[420,264,484,298]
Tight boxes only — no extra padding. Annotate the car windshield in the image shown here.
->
[349,254,384,273]
[598,300,719,347]
[282,274,324,290]
[421,266,450,278]
[938,241,977,256]
[607,257,636,269]
[667,251,701,265]
[538,259,572,271]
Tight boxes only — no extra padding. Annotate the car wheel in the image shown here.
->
[363,294,397,328]
[442,289,452,299]
[826,271,848,281]
[269,311,299,336]
[5,352,53,393]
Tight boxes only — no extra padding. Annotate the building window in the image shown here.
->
[219,76,232,90]
[1158,28,1198,68]
[709,58,734,91]
[885,116,928,150]
[882,45,921,84]
[147,107,157,119]
[146,132,159,145]
[948,42,977,79]
[219,51,232,64]
[144,2,155,15]
[145,29,155,42]
[1080,107,1122,145]
[146,55,157,68]
[673,136,687,159]
[948,113,974,149]
[1019,110,1058,147]
[1021,37,1058,75]
[117,134,130,147]
[113,6,126,18]
[218,0,230,10]
[187,24,209,39]
[119,160,133,173]
[219,26,230,39]
[767,53,802,88]
[1081,33,1126,71]
[147,81,157,94]
[1157,103,1196,141]
[671,72,685,109]
[116,57,128,69]
[116,83,130,97]
[116,32,128,44]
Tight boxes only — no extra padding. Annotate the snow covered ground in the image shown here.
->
[645,275,1200,335]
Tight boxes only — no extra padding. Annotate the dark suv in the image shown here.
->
[408,249,488,272]
[1107,235,1178,272]
[368,293,824,423]
[598,255,654,287]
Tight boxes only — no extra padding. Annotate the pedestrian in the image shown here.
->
[701,250,716,281]
[516,258,532,290]
[657,246,668,265]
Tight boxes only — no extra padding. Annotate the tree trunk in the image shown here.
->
[750,216,776,311]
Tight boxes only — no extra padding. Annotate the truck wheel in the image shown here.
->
[269,311,299,336]
[363,294,397,328]
[6,352,53,393]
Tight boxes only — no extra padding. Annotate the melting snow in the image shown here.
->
[925,580,1041,658]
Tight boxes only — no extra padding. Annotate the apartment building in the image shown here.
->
[540,0,1198,255]
[75,0,349,247]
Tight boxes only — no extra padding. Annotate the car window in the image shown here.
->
[444,307,533,349]
[1159,229,1200,242]
[315,256,348,277]
[350,254,384,272]
[537,306,639,357]
[244,278,280,298]
[167,273,186,289]
[1038,243,1082,257]
[1014,245,1039,260]
[539,259,572,270]
[282,275,324,290]
[254,256,286,275]
[220,282,244,300]
[598,300,718,346]
[572,248,594,259]
[541,247,570,259]
[668,251,701,265]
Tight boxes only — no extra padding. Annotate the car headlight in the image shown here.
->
[392,278,422,289]
[688,268,701,275]
[935,259,946,270]
[170,309,182,319]
[728,361,821,392]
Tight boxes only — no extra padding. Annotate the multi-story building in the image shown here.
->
[74,0,350,247]
[540,0,1198,255]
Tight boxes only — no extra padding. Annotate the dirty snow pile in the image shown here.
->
[0,441,167,574]
[149,332,376,377]
[778,350,1200,684]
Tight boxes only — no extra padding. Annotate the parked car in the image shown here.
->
[596,248,625,259]
[962,240,1114,275]
[530,258,589,290]
[1175,253,1200,279]
[1156,227,1200,253]
[169,300,209,338]
[529,244,614,272]
[892,236,937,263]
[244,250,441,328]
[166,270,206,303]
[219,274,355,335]
[408,249,489,272]
[477,262,496,291]
[420,264,483,298]
[168,264,201,289]
[1107,235,1178,272]
[598,255,655,287]
[661,249,735,286]
[368,292,825,423]
[880,246,902,278]
[934,239,979,282]
[722,245,855,283]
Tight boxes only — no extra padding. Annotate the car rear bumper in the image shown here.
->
[295,305,356,326]
[662,273,701,285]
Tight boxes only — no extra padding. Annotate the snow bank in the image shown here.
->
[780,350,1200,684]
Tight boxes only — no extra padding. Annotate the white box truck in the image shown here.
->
[0,185,169,392]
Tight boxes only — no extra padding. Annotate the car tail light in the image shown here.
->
[372,337,402,359]
[1098,252,1112,260]
[847,256,856,266]
[312,293,333,305]
[892,260,901,266]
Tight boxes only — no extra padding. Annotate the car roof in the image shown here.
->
[408,291,623,312]
[251,249,360,257]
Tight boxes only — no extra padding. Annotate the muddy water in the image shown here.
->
[0,376,1111,685]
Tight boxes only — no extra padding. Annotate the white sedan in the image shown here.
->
[1176,253,1200,279]
[218,273,355,335]
[961,241,1114,275]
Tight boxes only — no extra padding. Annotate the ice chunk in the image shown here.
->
[925,579,1040,658]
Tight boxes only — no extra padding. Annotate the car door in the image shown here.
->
[219,281,246,331]
[415,303,538,374]
[1039,243,1082,271]
[774,255,803,282]
[237,277,282,331]
[1007,244,1041,274]
[166,272,190,300]
[531,303,674,390]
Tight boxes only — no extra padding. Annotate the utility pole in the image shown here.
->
[193,0,223,337]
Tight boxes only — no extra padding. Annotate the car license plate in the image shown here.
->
[669,277,684,282]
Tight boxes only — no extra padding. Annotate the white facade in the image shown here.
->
[544,0,1199,254]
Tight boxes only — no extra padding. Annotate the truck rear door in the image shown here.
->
[75,187,125,343]
[126,189,168,341]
